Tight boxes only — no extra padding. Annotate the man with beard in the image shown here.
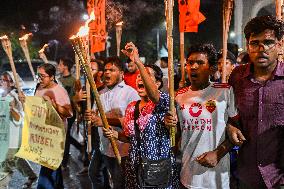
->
[227,15,284,188]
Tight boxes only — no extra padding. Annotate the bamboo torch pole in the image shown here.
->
[180,32,185,87]
[38,44,49,64]
[19,33,36,81]
[221,0,233,83]
[116,22,123,57]
[75,54,80,80]
[70,36,121,164]
[165,0,176,146]
[0,36,21,93]
[276,0,283,19]
[84,36,92,158]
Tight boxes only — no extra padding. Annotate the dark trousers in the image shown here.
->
[37,166,63,189]
[62,116,83,167]
[102,155,127,189]
[88,150,110,189]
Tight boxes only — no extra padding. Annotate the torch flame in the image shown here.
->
[69,10,96,39]
[76,11,96,37]
[70,35,77,40]
[77,26,89,37]
[0,35,8,40]
[19,33,32,41]
[87,11,95,25]
[39,44,48,53]
[116,21,123,26]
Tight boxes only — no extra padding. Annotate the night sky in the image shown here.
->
[0,0,223,62]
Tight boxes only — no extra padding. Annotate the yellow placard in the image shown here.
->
[15,96,65,170]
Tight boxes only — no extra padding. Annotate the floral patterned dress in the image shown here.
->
[123,92,179,189]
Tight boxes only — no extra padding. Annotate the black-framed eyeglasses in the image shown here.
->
[36,73,50,80]
[248,39,278,52]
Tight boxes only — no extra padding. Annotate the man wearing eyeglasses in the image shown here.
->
[227,15,284,189]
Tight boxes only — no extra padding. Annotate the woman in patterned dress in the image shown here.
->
[103,42,179,189]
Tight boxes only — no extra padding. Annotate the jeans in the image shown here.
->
[37,166,63,189]
[88,150,110,189]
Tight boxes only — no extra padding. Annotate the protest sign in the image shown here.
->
[15,96,65,170]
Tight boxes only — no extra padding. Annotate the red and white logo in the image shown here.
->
[189,103,202,117]
[205,100,216,113]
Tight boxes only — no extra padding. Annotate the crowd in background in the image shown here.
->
[0,15,283,189]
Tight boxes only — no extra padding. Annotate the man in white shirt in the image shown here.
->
[165,44,241,189]
[85,57,140,189]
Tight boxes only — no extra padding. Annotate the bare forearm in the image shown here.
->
[56,105,72,118]
[10,109,20,122]
[215,139,234,159]
[135,59,160,103]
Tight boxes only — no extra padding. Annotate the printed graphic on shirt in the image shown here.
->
[182,117,213,132]
[180,102,213,132]
[205,100,216,113]
[188,103,202,117]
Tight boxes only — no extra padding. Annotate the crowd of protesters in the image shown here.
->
[0,15,283,189]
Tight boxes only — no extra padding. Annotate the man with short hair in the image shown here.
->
[216,51,237,82]
[124,58,139,90]
[57,57,83,169]
[227,15,284,188]
[85,56,140,189]
[165,44,240,189]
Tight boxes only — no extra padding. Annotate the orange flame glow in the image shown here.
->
[116,21,123,26]
[73,10,96,38]
[70,35,77,40]
[19,33,32,41]
[39,44,48,53]
[77,26,89,37]
[86,11,95,26]
[0,35,8,40]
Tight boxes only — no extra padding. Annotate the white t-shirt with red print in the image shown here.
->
[176,82,238,189]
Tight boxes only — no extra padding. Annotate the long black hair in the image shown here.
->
[38,63,56,78]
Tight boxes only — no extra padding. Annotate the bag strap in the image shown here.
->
[134,100,141,152]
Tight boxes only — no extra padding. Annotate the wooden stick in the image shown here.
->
[116,22,123,57]
[75,54,80,80]
[39,44,49,63]
[19,34,36,81]
[70,37,121,164]
[221,0,234,83]
[180,32,185,87]
[276,0,283,20]
[0,36,21,93]
[166,0,176,146]
[84,37,92,158]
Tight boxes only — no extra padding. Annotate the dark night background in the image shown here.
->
[0,0,223,63]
